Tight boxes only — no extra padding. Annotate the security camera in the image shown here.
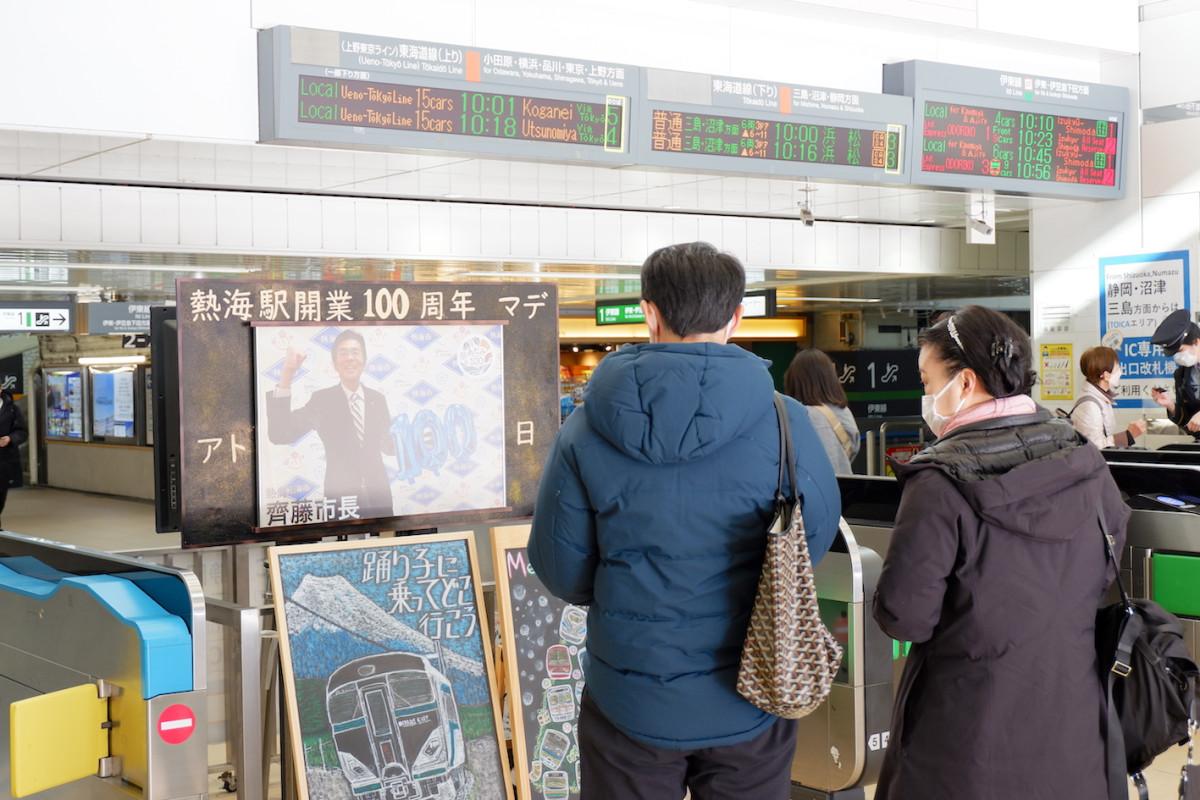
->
[799,206,815,227]
[968,216,993,237]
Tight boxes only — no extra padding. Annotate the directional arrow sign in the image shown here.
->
[0,303,73,333]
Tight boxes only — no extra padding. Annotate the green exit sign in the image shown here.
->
[595,302,645,325]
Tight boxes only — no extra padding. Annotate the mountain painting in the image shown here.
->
[269,533,512,800]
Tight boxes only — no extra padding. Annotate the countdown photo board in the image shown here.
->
[491,525,587,800]
[635,67,910,183]
[253,322,508,530]
[175,279,559,548]
[259,26,635,165]
[269,532,513,800]
[883,60,1129,199]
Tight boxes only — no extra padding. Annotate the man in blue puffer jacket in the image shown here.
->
[530,241,841,799]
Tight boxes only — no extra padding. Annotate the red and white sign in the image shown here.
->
[157,704,196,745]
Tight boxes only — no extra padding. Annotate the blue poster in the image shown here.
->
[1099,251,1190,408]
[271,535,510,800]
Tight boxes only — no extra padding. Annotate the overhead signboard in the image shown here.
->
[0,302,72,333]
[883,60,1129,199]
[87,302,154,335]
[595,290,775,326]
[259,26,634,165]
[827,349,923,419]
[634,68,910,183]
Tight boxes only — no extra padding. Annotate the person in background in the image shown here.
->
[1151,308,1200,438]
[1069,346,1146,449]
[872,305,1128,800]
[0,389,27,528]
[529,242,841,800]
[784,348,860,474]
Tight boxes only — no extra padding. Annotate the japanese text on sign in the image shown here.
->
[188,287,549,324]
[360,546,478,640]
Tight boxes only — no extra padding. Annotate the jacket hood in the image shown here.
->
[583,343,775,465]
[897,411,1106,541]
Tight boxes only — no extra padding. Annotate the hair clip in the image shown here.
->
[947,317,965,352]
[991,336,1015,363]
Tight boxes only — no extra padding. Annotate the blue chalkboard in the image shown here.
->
[270,532,513,800]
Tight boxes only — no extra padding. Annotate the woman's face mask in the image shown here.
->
[1107,366,1122,389]
[922,371,967,438]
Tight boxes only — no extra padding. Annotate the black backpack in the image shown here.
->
[1097,512,1200,799]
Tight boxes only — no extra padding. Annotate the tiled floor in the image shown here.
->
[4,487,1194,800]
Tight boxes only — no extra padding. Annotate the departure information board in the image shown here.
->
[921,101,1117,186]
[636,68,911,183]
[260,26,634,165]
[884,61,1128,199]
[296,76,625,148]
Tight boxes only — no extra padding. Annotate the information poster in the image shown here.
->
[269,533,513,800]
[492,525,586,800]
[1039,344,1074,403]
[1099,251,1190,408]
[45,369,84,440]
[254,323,508,529]
[91,367,137,440]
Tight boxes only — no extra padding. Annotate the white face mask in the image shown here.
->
[1108,366,1122,389]
[1175,350,1198,368]
[922,372,967,438]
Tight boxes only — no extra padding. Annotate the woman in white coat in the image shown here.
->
[1069,346,1147,449]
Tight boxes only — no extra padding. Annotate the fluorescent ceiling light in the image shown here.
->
[842,215,860,220]
[462,271,642,280]
[0,262,252,274]
[79,355,147,366]
[918,219,937,224]
[0,284,100,294]
[798,296,883,303]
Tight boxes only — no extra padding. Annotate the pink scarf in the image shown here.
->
[940,394,1039,438]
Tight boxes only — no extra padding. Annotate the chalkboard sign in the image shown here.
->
[269,532,513,800]
[827,349,922,418]
[491,525,587,800]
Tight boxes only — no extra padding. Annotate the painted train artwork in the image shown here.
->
[270,535,511,800]
[326,653,467,799]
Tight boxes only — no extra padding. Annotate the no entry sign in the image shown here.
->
[157,704,196,745]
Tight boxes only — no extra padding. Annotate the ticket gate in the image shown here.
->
[0,531,208,800]
[790,520,892,799]
[1103,454,1200,664]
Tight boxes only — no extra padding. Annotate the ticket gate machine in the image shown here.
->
[790,520,892,799]
[0,531,208,800]
[1102,453,1200,663]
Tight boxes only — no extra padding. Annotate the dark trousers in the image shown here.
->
[579,692,798,800]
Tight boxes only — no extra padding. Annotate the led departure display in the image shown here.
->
[296,75,627,150]
[921,100,1118,187]
[649,109,901,171]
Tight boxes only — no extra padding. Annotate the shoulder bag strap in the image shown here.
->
[1071,394,1109,437]
[813,403,855,458]
[1099,508,1136,800]
[773,393,799,505]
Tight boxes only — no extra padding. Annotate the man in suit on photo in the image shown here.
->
[266,329,396,520]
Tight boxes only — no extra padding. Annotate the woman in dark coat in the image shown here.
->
[0,389,27,526]
[873,305,1130,800]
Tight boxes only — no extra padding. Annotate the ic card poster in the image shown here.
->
[44,369,84,440]
[491,525,587,800]
[269,532,513,800]
[253,323,507,529]
[1099,251,1190,408]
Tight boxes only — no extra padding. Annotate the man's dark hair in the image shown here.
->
[331,329,367,360]
[785,349,849,409]
[640,242,745,338]
[919,305,1036,398]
